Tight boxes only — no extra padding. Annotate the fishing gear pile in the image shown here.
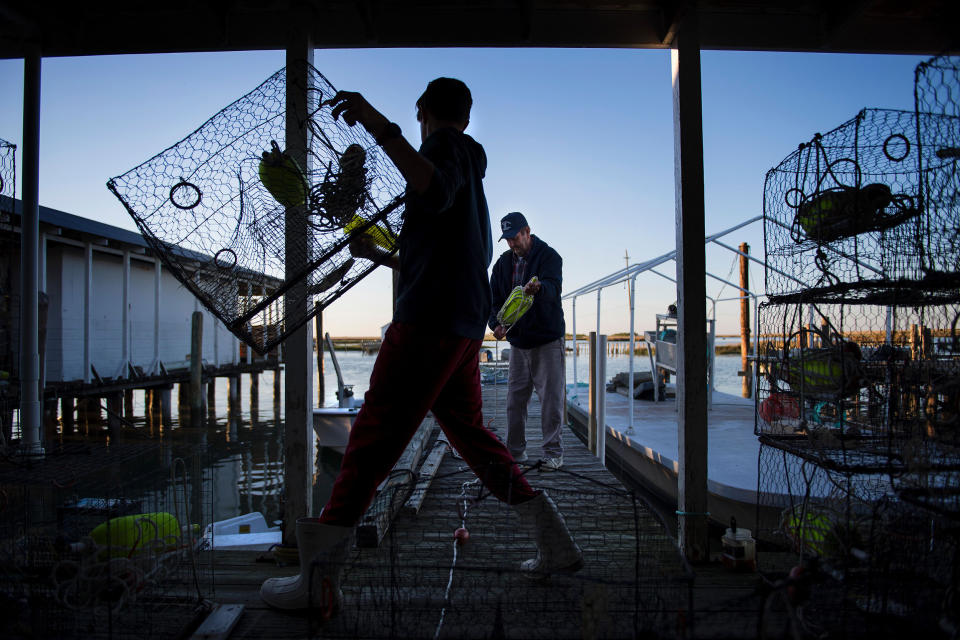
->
[755,55,960,638]
[108,65,405,354]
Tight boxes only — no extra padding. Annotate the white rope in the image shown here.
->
[433,477,479,640]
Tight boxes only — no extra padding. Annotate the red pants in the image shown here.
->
[319,322,536,526]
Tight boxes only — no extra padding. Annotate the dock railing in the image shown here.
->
[562,215,771,433]
[562,213,895,434]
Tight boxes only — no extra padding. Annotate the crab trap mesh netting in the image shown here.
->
[0,137,14,207]
[292,456,692,640]
[755,300,960,473]
[107,66,404,354]
[755,442,960,638]
[0,443,215,639]
[762,108,960,304]
[915,54,960,281]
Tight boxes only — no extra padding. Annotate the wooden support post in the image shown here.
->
[61,396,75,434]
[78,396,100,432]
[190,311,203,426]
[229,375,241,413]
[123,389,134,420]
[106,392,123,433]
[160,386,172,427]
[672,8,710,562]
[250,372,260,423]
[282,28,315,544]
[739,242,752,398]
[42,397,58,443]
[207,378,217,424]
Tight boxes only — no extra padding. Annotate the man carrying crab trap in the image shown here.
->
[259,80,582,619]
[489,211,567,471]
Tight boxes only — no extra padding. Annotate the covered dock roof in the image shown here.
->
[0,0,956,58]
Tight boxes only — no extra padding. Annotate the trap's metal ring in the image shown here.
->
[883,133,910,162]
[784,187,805,209]
[213,248,237,270]
[0,176,4,194]
[169,180,202,210]
[824,158,860,190]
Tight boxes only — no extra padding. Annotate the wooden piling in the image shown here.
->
[190,311,203,426]
[207,378,217,424]
[229,375,241,413]
[739,242,752,399]
[250,372,260,422]
[43,397,58,443]
[123,389,134,420]
[107,392,123,433]
[60,396,75,434]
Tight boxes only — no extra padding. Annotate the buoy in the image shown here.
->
[454,527,470,545]
[89,512,186,558]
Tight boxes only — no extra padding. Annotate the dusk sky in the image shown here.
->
[0,48,927,337]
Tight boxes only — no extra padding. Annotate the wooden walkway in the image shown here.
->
[199,385,697,639]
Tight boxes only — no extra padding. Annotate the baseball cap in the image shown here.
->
[499,211,528,240]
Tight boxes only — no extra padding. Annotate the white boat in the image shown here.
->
[313,332,364,452]
[202,512,281,550]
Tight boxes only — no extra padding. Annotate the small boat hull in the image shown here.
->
[313,407,362,452]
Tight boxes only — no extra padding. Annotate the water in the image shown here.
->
[21,341,749,531]
[330,340,752,402]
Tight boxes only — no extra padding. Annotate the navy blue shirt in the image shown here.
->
[489,235,565,349]
[393,128,493,340]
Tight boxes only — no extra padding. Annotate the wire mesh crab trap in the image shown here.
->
[756,300,960,473]
[756,442,959,638]
[763,108,939,303]
[915,54,960,281]
[290,468,692,639]
[0,137,14,206]
[107,65,405,355]
[0,443,214,639]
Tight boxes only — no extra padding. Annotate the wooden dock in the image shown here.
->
[200,385,688,639]
[190,385,792,640]
[0,384,796,639]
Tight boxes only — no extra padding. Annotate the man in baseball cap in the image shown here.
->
[490,212,567,471]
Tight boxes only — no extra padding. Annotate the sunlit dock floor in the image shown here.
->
[566,385,767,531]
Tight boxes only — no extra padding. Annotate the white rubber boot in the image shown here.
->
[260,517,352,615]
[513,491,583,576]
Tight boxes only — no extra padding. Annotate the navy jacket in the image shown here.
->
[489,235,564,349]
[393,128,493,340]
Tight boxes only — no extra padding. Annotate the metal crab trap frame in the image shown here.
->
[915,55,960,285]
[300,468,692,640]
[755,442,959,638]
[0,137,14,205]
[107,65,406,354]
[754,53,960,638]
[763,107,960,305]
[0,443,215,639]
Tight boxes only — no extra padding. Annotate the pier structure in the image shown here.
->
[0,199,285,441]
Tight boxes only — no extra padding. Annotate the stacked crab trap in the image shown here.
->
[0,443,214,639]
[107,66,406,354]
[755,55,960,637]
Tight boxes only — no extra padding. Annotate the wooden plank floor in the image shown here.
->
[200,385,695,640]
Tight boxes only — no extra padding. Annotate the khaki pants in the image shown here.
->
[506,337,565,459]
